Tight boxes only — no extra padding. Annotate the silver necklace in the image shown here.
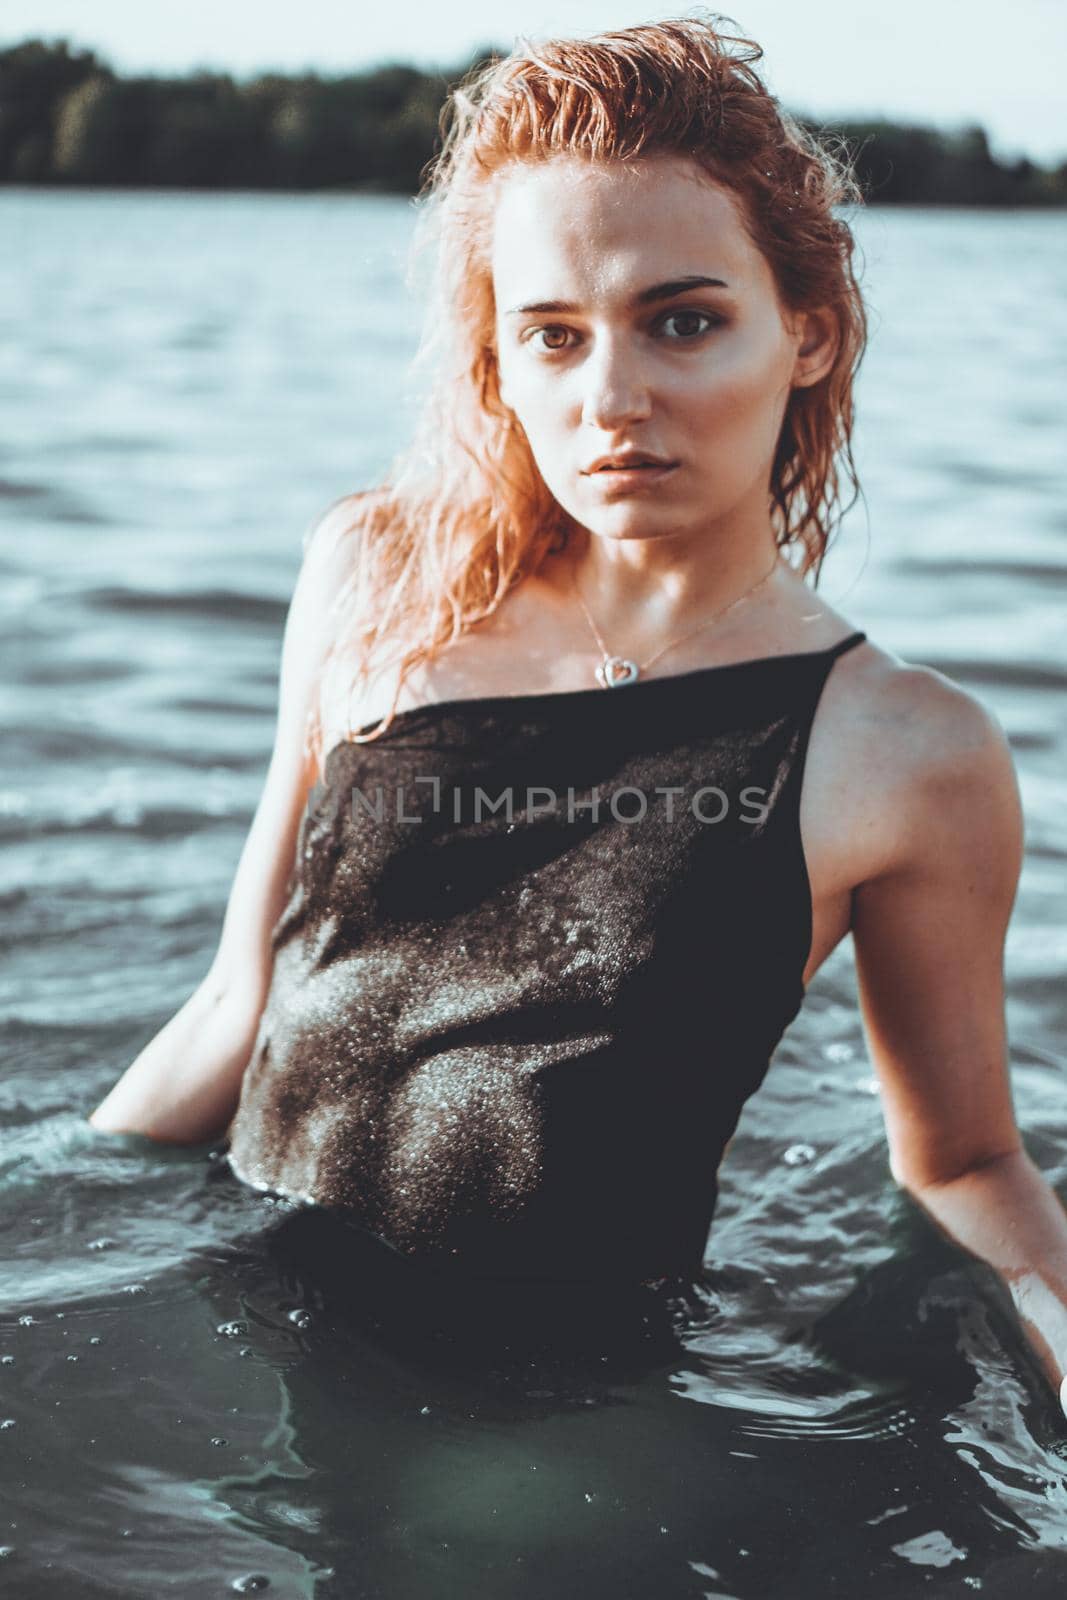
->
[569,550,782,688]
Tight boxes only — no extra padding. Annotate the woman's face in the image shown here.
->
[491,153,830,546]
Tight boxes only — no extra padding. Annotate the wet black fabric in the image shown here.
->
[227,632,867,1284]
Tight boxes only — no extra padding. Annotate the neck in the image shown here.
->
[549,511,784,659]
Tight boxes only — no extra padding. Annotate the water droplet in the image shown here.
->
[287,1308,312,1330]
[211,1437,229,1448]
[238,1347,254,1359]
[0,1357,13,1366]
[17,1316,34,1327]
[231,1576,271,1593]
[782,1143,816,1166]
[0,1546,14,1559]
[89,1337,102,1346]
[824,1041,855,1063]
[216,1321,249,1338]
[88,1237,117,1252]
[120,1284,147,1296]
[66,1355,80,1363]
[419,1405,431,1415]
[0,1420,16,1430]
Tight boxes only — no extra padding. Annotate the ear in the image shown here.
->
[791,307,838,390]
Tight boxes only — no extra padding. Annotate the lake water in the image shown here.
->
[2,190,1066,1598]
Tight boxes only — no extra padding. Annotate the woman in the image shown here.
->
[87,17,1067,1415]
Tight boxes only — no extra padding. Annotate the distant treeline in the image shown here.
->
[3,37,1065,206]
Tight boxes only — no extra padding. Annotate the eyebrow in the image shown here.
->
[504,275,730,316]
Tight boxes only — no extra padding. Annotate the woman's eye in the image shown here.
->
[659,309,720,340]
[529,326,573,353]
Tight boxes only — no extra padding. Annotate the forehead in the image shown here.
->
[489,154,768,301]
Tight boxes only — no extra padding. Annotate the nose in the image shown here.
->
[580,336,652,432]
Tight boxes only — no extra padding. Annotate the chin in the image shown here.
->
[579,506,692,543]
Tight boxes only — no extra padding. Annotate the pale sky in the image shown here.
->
[5,0,1066,162]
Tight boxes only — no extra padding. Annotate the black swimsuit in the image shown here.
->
[227,631,867,1284]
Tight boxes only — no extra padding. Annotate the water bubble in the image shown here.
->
[1,1357,13,1366]
[89,1337,102,1346]
[0,1546,14,1559]
[211,1437,229,1448]
[88,1237,117,1252]
[17,1316,35,1327]
[238,1347,254,1359]
[120,1284,147,1296]
[231,1576,271,1593]
[419,1405,432,1415]
[0,1420,16,1430]
[287,1308,312,1330]
[66,1355,80,1363]
[216,1321,249,1338]
[782,1143,816,1166]
[824,1041,855,1063]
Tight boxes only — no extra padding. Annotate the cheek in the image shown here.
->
[504,380,570,460]
[675,331,791,434]
[498,352,539,424]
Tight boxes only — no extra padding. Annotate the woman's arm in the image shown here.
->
[849,668,1067,1415]
[86,982,272,1146]
[87,497,364,1145]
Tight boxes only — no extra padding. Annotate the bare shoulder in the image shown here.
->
[301,490,380,573]
[302,490,404,753]
[846,639,1007,758]
[814,632,1023,885]
[283,495,370,696]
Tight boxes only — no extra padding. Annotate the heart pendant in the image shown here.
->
[595,655,640,688]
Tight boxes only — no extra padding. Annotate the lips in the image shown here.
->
[585,452,677,473]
